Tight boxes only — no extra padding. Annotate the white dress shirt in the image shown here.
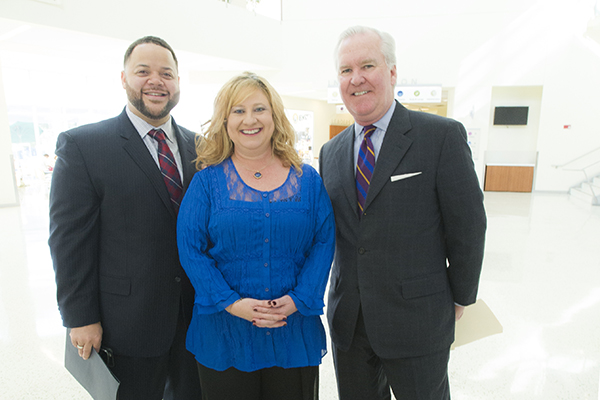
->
[352,101,397,172]
[125,105,184,182]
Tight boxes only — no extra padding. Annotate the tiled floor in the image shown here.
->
[1,183,599,399]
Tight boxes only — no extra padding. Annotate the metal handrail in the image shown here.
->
[552,146,600,204]
[551,145,600,170]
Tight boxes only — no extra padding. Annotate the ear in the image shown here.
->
[121,71,127,89]
[390,65,397,87]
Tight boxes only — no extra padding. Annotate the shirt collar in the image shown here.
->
[353,101,397,139]
[126,105,175,142]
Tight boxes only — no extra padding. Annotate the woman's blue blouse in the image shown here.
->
[177,159,335,372]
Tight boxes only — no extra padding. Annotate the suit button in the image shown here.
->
[175,277,181,283]
[358,247,366,255]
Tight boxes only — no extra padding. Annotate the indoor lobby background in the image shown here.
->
[1,0,600,398]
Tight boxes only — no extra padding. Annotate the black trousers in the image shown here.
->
[332,309,450,400]
[196,362,319,400]
[108,306,202,400]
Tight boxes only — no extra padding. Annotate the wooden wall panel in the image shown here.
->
[329,125,348,139]
[485,166,534,192]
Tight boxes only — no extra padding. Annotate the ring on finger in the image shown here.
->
[76,345,84,349]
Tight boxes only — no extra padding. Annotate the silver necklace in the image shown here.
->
[234,154,274,179]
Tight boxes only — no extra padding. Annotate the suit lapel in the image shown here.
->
[118,110,176,219]
[333,126,360,216]
[172,120,197,189]
[364,102,413,211]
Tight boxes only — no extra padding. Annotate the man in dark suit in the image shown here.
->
[49,36,201,400]
[319,26,487,400]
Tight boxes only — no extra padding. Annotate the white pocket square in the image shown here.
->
[391,172,422,182]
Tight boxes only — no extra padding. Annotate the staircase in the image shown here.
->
[570,176,600,205]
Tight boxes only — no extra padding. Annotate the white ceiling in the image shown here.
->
[1,0,597,110]
[0,0,556,102]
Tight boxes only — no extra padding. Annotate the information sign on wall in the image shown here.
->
[466,128,480,160]
[327,87,342,104]
[395,86,442,103]
[284,109,314,166]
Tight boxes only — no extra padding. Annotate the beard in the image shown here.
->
[125,83,180,122]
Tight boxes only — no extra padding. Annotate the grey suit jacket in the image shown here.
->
[319,101,486,359]
[49,108,198,357]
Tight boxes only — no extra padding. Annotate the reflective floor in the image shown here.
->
[1,184,599,399]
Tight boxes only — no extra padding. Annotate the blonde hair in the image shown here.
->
[195,72,302,175]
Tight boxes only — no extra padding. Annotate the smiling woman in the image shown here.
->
[176,71,336,400]
[195,72,303,185]
[226,90,275,161]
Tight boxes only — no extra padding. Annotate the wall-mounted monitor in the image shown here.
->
[493,106,529,126]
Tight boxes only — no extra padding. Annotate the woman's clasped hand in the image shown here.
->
[225,295,298,328]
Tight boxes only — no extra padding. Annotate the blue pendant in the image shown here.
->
[253,172,263,179]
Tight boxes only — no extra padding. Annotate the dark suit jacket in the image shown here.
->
[319,101,486,359]
[49,108,197,358]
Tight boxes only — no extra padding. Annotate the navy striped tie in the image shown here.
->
[356,125,376,217]
[148,129,183,213]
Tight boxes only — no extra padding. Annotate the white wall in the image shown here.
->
[0,0,283,69]
[0,61,18,207]
[281,96,342,161]
[2,0,600,195]
[277,0,600,192]
[484,86,542,174]
[488,87,542,155]
[535,35,600,191]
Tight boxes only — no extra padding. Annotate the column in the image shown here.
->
[0,56,19,207]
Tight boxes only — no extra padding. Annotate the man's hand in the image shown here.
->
[455,305,465,321]
[70,322,103,360]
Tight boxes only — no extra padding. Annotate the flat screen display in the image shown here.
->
[493,106,529,126]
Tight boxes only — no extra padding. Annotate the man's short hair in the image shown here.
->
[123,36,178,69]
[334,26,396,71]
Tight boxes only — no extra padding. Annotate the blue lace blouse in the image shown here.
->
[177,158,335,372]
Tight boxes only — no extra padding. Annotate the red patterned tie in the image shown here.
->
[356,125,376,217]
[148,129,183,213]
